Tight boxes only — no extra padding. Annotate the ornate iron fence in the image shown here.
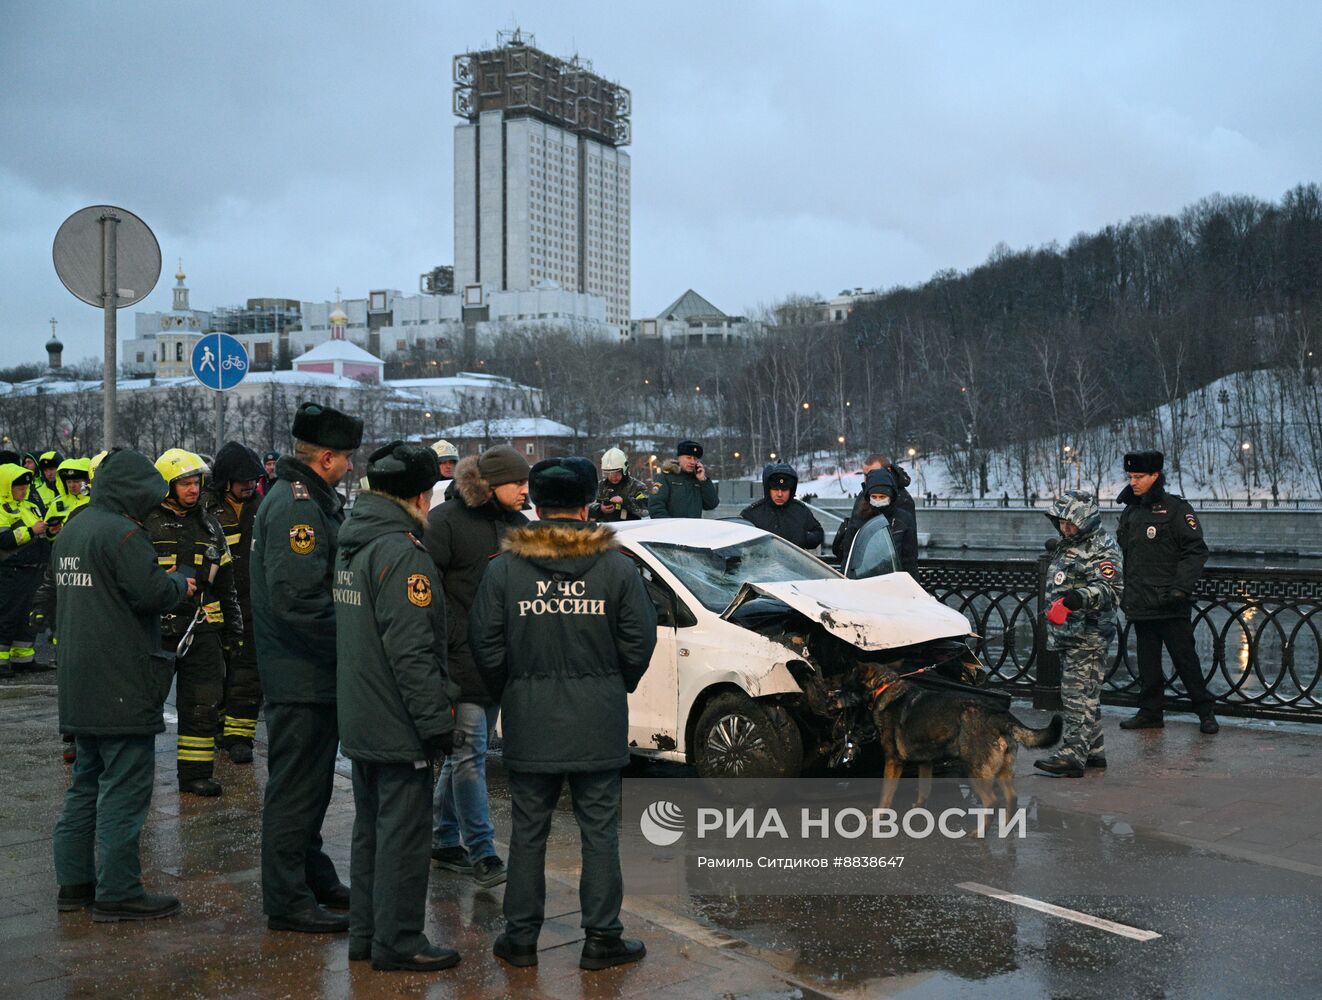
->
[918,558,1322,722]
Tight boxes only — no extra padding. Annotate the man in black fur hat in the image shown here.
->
[252,402,362,934]
[1116,450,1218,734]
[470,457,657,972]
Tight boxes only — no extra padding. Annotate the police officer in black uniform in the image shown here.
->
[1116,450,1218,734]
[252,402,363,934]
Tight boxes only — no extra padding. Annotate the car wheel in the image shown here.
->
[693,692,804,779]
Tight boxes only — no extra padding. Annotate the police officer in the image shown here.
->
[647,440,719,519]
[470,457,657,971]
[258,451,280,495]
[45,459,92,538]
[252,402,362,933]
[1116,450,1218,733]
[1034,491,1123,777]
[202,442,265,764]
[0,462,49,671]
[35,450,64,512]
[589,448,649,522]
[740,462,824,550]
[146,449,242,796]
[336,442,460,972]
[52,449,195,921]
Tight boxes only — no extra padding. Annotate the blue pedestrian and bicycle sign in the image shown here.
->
[191,332,248,391]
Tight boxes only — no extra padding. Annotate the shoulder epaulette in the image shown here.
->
[406,531,425,550]
[291,482,311,501]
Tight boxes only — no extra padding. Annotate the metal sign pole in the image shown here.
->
[100,211,120,448]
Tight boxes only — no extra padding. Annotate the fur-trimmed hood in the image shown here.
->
[452,455,493,508]
[503,519,617,576]
[659,458,683,475]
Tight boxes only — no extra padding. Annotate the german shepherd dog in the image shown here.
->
[859,663,1063,810]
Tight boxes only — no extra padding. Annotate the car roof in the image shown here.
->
[607,517,765,549]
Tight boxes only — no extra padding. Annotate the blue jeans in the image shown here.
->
[432,702,499,861]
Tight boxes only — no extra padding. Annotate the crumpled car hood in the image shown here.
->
[721,573,971,652]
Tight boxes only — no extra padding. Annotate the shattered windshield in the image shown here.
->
[642,535,839,612]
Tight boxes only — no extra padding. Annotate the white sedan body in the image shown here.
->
[608,519,971,767]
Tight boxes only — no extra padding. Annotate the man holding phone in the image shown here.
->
[647,440,719,519]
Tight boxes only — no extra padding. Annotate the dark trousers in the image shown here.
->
[261,702,341,916]
[0,563,42,647]
[220,626,262,747]
[1134,616,1215,716]
[350,760,433,959]
[167,632,225,780]
[504,768,624,946]
[53,734,155,902]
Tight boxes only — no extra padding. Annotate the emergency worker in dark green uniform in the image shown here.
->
[337,442,460,972]
[646,439,719,519]
[51,449,195,921]
[251,402,362,934]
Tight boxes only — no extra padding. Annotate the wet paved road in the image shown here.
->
[3,666,1320,999]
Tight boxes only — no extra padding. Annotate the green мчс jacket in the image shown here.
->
[469,519,657,773]
[646,459,719,519]
[250,455,345,704]
[335,492,456,762]
[52,450,189,735]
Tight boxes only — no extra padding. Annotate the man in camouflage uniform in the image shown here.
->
[1035,491,1123,777]
[589,448,649,523]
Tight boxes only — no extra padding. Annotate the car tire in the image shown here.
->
[693,692,804,779]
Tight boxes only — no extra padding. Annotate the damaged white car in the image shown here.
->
[611,518,983,778]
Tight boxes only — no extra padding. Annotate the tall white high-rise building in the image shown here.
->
[452,31,632,328]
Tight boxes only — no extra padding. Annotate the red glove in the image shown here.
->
[1046,598,1071,626]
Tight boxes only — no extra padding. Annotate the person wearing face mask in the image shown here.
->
[831,468,918,575]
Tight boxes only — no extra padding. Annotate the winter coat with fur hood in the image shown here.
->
[423,455,530,704]
[469,519,657,772]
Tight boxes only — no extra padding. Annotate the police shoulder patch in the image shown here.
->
[1185,512,1199,530]
[289,523,316,554]
[1099,560,1117,579]
[407,573,432,607]
[291,481,310,501]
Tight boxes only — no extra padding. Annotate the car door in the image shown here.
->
[624,559,683,752]
[843,516,901,579]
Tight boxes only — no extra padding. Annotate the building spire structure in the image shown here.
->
[173,259,190,311]
[46,317,64,369]
[329,288,348,341]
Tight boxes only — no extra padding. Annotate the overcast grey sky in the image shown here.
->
[2,1,1320,368]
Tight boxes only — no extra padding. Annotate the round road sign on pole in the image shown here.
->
[52,205,162,451]
[192,333,249,391]
[52,205,161,308]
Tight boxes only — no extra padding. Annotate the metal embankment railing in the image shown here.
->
[917,557,1322,722]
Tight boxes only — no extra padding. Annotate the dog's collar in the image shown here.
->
[869,664,937,706]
